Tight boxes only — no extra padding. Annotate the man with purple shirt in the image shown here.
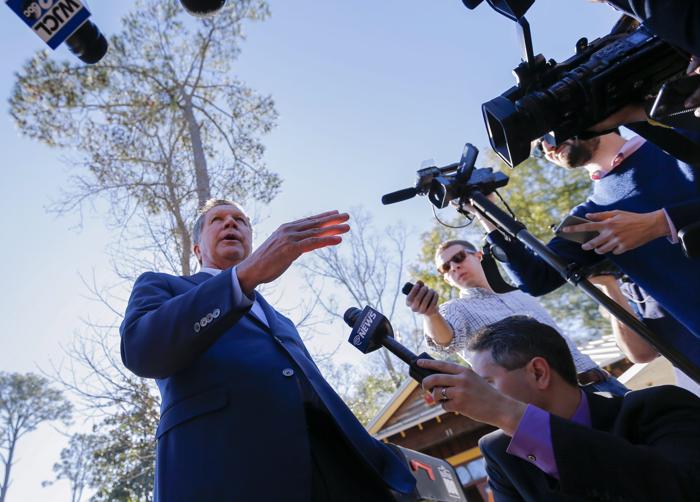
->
[418,316,700,501]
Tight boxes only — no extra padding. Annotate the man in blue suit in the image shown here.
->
[120,199,416,502]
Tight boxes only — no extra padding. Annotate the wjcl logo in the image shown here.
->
[6,0,92,49]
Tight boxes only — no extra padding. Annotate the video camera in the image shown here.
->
[481,17,689,167]
[382,143,508,209]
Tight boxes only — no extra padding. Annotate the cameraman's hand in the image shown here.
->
[237,210,350,295]
[418,358,526,435]
[406,281,439,316]
[563,209,670,255]
[685,56,700,118]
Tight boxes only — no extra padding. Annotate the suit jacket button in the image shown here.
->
[206,313,214,322]
[282,368,294,377]
[527,454,537,462]
[200,317,208,326]
[213,308,221,318]
[194,322,201,333]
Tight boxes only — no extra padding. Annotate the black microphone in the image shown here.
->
[343,305,437,383]
[64,21,108,64]
[381,187,417,205]
[180,0,227,17]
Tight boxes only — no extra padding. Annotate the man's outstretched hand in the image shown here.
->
[237,210,350,295]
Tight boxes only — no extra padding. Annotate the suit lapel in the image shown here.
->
[586,391,624,432]
[182,272,213,286]
[253,292,278,333]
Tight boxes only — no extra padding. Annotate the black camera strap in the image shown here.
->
[481,244,518,294]
[626,121,700,167]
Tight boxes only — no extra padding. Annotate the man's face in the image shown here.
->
[194,204,252,270]
[436,244,484,290]
[541,136,600,168]
[471,350,540,406]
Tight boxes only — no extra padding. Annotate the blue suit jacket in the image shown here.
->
[120,270,415,501]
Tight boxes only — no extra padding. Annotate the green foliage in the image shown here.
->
[47,360,160,502]
[86,381,159,502]
[45,433,96,502]
[0,372,72,502]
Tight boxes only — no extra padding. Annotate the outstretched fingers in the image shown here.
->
[292,211,350,231]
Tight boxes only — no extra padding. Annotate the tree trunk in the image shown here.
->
[163,159,193,276]
[0,436,17,502]
[182,95,211,207]
[174,214,192,276]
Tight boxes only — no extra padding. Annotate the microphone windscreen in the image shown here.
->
[381,187,417,205]
[343,307,361,328]
[401,282,414,295]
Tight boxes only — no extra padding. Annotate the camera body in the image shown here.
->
[482,25,688,167]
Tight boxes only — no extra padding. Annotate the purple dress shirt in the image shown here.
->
[506,391,591,479]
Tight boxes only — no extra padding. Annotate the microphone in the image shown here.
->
[6,0,108,64]
[180,0,227,17]
[343,305,438,383]
[381,187,417,205]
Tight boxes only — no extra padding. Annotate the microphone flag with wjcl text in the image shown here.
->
[6,0,90,49]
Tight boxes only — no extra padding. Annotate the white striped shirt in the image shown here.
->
[426,287,597,373]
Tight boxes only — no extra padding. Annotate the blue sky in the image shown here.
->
[0,1,618,499]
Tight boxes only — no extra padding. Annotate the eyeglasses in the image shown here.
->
[438,249,474,274]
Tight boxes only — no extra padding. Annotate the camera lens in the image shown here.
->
[179,0,227,17]
[64,21,108,64]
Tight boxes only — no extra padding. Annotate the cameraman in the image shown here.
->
[466,130,700,365]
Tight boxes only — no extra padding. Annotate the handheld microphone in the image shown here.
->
[381,187,417,205]
[343,305,438,383]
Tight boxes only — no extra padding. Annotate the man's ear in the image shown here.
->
[193,242,202,264]
[475,250,484,262]
[527,357,552,390]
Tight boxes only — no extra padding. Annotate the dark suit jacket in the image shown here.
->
[120,270,415,502]
[479,386,700,501]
